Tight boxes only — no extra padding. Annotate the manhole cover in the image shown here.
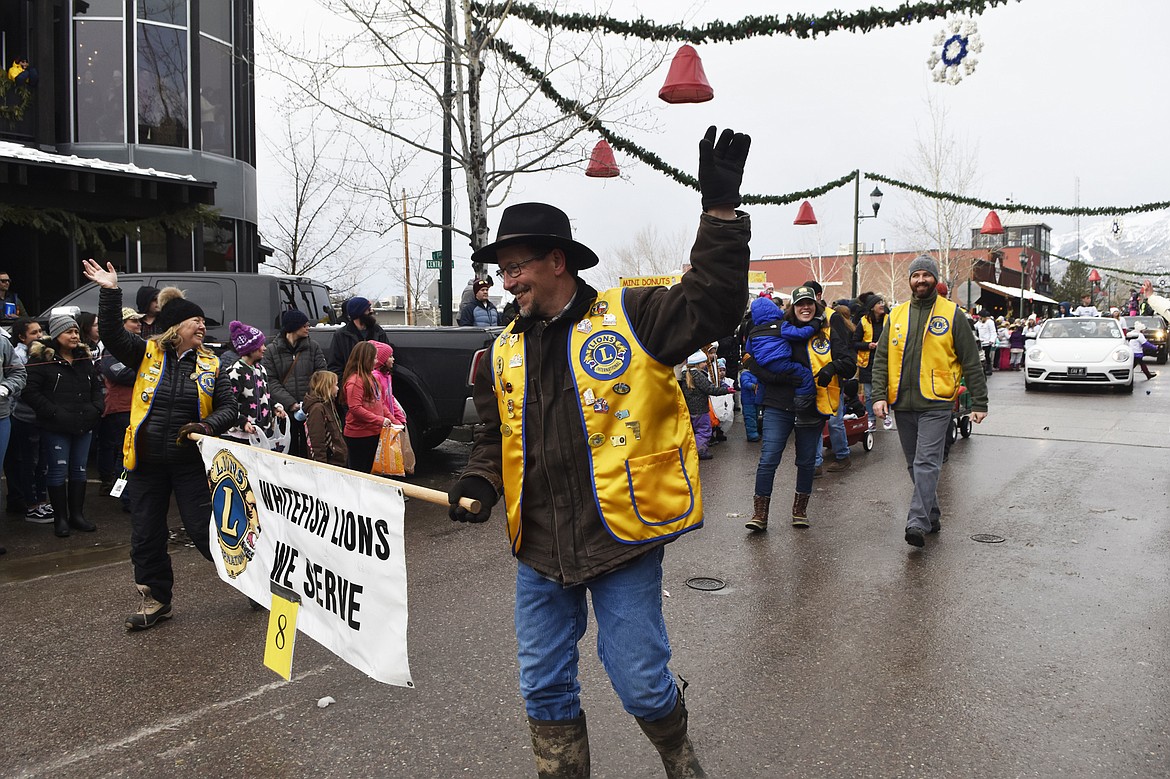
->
[970,533,1006,544]
[685,577,726,591]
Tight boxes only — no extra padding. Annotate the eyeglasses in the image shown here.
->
[495,252,549,279]
[0,278,10,283]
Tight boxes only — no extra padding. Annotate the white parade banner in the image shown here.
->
[197,437,413,688]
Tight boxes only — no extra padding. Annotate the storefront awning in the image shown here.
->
[977,281,1059,305]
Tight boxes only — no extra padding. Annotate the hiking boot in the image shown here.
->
[826,456,851,472]
[905,527,926,547]
[791,492,810,528]
[813,465,824,479]
[929,518,942,534]
[126,584,173,631]
[745,495,770,532]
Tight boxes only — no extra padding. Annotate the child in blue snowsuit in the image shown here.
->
[738,366,764,441]
[745,296,820,420]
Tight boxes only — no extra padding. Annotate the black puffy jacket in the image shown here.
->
[22,341,104,435]
[98,287,238,467]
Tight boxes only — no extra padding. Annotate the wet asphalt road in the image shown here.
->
[1,371,1168,778]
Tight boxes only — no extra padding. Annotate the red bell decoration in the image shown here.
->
[585,140,619,178]
[1087,268,1101,283]
[658,45,714,104]
[980,210,1005,235]
[793,200,818,226]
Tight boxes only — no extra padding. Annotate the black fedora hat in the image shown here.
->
[470,202,599,270]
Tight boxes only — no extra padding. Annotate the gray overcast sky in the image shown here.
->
[256,1,1170,294]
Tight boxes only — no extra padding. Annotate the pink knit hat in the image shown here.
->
[373,341,395,369]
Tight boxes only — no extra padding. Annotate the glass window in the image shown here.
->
[137,23,188,147]
[140,231,167,271]
[199,36,232,155]
[75,0,124,16]
[200,0,232,43]
[203,220,236,272]
[74,19,125,142]
[136,0,186,26]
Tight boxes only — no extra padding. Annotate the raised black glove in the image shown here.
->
[176,421,210,445]
[448,476,498,523]
[816,363,837,387]
[698,126,751,211]
[809,315,826,332]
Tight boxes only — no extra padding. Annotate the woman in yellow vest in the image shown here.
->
[83,259,239,631]
[744,285,856,531]
[854,293,889,431]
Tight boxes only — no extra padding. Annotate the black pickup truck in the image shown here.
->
[42,273,496,452]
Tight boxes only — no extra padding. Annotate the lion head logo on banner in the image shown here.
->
[208,448,261,579]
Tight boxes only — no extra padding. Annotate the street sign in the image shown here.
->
[432,250,443,261]
[426,259,442,269]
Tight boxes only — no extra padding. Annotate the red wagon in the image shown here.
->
[821,412,875,453]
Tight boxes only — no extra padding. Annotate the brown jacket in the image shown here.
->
[461,212,751,584]
[303,394,347,467]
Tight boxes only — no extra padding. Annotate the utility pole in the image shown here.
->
[439,0,455,325]
[401,189,413,325]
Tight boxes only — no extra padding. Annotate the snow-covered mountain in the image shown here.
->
[1051,211,1170,281]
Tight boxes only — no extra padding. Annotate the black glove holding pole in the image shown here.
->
[816,363,837,387]
[698,126,751,212]
[448,476,498,523]
[176,421,210,445]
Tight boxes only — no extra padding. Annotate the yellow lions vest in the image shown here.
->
[492,288,702,554]
[856,317,875,369]
[885,296,963,404]
[807,318,841,416]
[123,340,219,470]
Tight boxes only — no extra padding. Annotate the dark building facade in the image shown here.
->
[0,0,258,313]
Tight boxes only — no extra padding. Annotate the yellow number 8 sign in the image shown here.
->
[264,581,301,680]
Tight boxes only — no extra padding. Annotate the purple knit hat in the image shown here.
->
[229,320,266,356]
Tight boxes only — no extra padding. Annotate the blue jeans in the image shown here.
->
[742,400,761,440]
[515,547,678,722]
[862,382,875,423]
[0,417,11,504]
[41,430,92,487]
[814,391,850,466]
[754,407,819,496]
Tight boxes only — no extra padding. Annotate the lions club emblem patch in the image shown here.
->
[580,331,631,380]
[928,315,951,336]
[209,449,261,579]
[810,336,831,355]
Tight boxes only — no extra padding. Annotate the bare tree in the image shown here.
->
[384,241,439,322]
[592,225,689,288]
[261,1,665,273]
[891,93,982,291]
[260,108,387,293]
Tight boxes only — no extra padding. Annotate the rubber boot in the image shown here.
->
[528,712,590,778]
[49,484,70,538]
[745,495,770,532]
[791,492,811,529]
[636,694,707,779]
[67,480,96,532]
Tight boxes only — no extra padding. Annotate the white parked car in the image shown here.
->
[1024,317,1134,393]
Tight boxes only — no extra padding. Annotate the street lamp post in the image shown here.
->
[1018,250,1029,320]
[850,171,883,299]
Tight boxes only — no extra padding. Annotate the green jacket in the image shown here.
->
[872,293,988,412]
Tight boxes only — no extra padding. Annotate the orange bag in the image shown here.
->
[371,426,406,477]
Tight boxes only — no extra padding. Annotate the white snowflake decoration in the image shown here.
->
[927,17,983,84]
[1110,216,1124,241]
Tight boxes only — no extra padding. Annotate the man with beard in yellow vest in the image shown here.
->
[871,255,988,547]
[446,127,751,779]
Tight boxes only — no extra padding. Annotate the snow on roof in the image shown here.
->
[0,141,198,182]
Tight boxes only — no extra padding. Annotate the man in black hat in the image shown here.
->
[871,254,988,548]
[447,126,751,778]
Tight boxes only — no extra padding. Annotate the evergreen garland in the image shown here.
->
[0,203,221,251]
[476,0,1020,43]
[867,172,1170,217]
[1048,251,1158,279]
[490,37,857,205]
